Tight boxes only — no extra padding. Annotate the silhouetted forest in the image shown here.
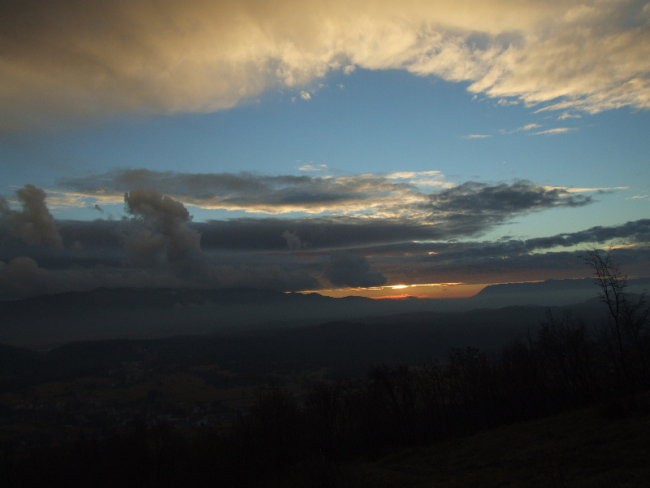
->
[2,309,649,486]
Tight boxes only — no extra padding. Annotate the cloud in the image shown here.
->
[0,188,322,298]
[0,256,188,300]
[427,180,592,233]
[2,0,649,129]
[542,185,628,194]
[124,189,201,264]
[51,215,650,258]
[0,183,648,297]
[385,170,454,189]
[0,185,63,249]
[282,230,305,251]
[355,219,650,284]
[62,170,588,227]
[519,123,541,132]
[38,183,604,257]
[523,219,650,250]
[497,98,519,107]
[393,247,650,285]
[558,111,581,120]
[62,169,434,217]
[463,134,492,139]
[57,171,603,252]
[196,218,437,251]
[386,171,443,179]
[0,253,319,300]
[498,122,543,135]
[325,252,386,287]
[299,90,312,100]
[0,197,10,215]
[0,257,57,299]
[534,127,575,136]
[438,181,592,211]
[298,163,329,172]
[200,218,650,286]
[9,177,604,254]
[369,219,649,260]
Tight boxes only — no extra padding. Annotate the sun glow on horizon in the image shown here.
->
[302,282,486,299]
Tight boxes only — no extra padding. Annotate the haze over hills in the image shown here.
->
[2,277,646,348]
[0,293,613,382]
[472,277,650,307]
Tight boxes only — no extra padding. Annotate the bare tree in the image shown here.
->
[585,248,649,388]
[585,249,627,369]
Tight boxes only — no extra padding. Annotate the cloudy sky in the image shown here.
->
[1,0,649,299]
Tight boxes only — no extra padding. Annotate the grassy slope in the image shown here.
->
[346,401,650,488]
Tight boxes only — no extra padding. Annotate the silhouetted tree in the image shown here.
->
[585,249,650,390]
[537,310,596,401]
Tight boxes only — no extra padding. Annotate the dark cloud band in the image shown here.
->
[0,182,646,299]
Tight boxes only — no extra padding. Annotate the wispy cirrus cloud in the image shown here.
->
[498,122,543,135]
[542,185,629,194]
[463,134,492,139]
[298,163,329,172]
[477,121,578,138]
[558,111,582,120]
[534,127,575,136]
[2,0,649,130]
[519,123,541,132]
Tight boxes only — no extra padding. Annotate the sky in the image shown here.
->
[1,0,649,300]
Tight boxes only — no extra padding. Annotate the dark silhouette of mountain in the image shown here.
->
[0,343,42,374]
[477,278,597,296]
[0,299,612,381]
[0,287,437,347]
[470,277,650,308]
[1,277,647,347]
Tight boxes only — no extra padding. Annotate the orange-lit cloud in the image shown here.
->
[2,0,649,129]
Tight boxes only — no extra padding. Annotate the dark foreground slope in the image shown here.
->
[342,399,650,488]
[1,292,649,487]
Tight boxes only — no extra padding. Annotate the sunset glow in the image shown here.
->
[306,283,487,300]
